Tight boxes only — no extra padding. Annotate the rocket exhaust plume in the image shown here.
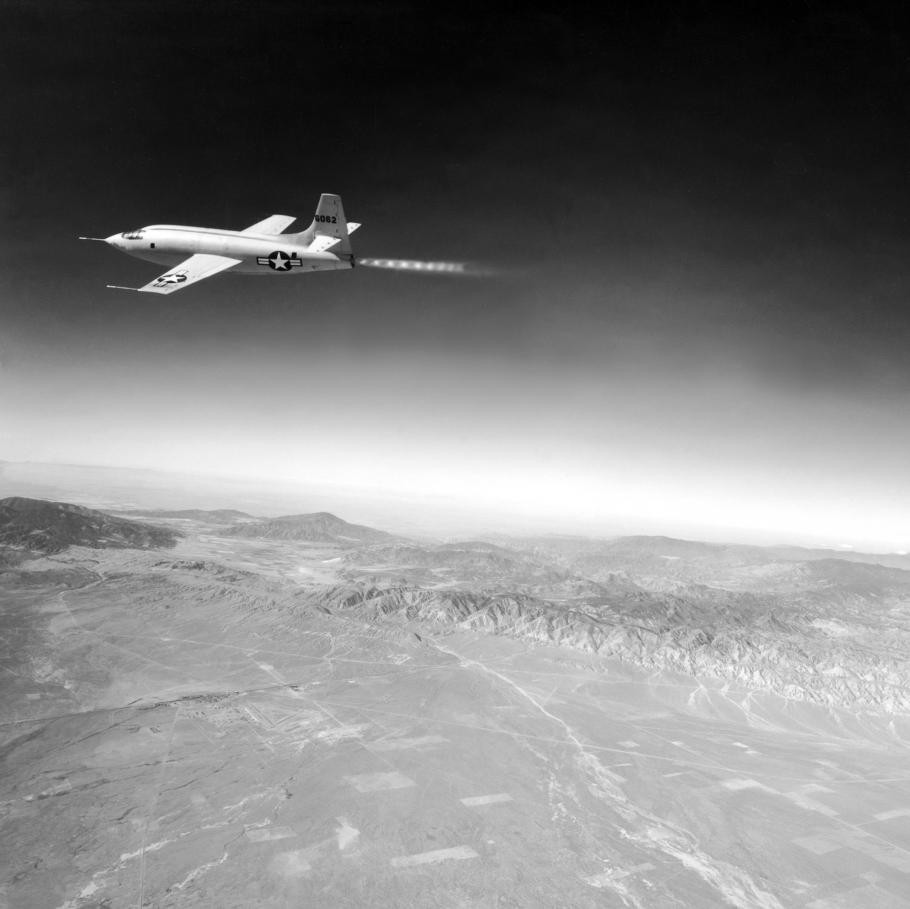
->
[358,258,490,276]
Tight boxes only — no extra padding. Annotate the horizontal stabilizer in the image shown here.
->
[308,234,342,253]
[307,221,359,251]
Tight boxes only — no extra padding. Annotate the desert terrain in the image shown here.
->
[2,499,910,907]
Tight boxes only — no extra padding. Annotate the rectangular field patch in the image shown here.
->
[345,771,416,793]
[460,793,513,807]
[390,846,479,868]
[245,825,297,842]
[317,724,369,744]
[874,808,910,822]
[722,778,775,793]
[793,835,842,856]
[371,735,449,751]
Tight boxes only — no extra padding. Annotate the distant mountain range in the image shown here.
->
[6,494,910,714]
[511,534,910,580]
[0,497,179,553]
[122,508,255,523]
[223,511,397,546]
[306,548,910,714]
[313,531,910,714]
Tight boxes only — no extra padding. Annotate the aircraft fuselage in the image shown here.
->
[104,225,352,274]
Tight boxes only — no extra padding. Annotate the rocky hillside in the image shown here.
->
[308,535,910,715]
[224,511,396,546]
[0,497,179,554]
[341,540,582,591]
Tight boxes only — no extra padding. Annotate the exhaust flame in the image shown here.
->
[358,258,481,275]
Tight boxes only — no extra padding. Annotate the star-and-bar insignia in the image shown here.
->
[257,251,303,271]
[152,271,188,287]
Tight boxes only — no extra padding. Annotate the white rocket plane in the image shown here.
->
[80,193,359,294]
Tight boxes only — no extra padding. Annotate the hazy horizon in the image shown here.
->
[0,458,904,555]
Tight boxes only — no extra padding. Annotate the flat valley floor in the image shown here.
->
[3,536,910,908]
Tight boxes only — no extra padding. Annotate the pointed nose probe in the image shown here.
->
[77,235,122,248]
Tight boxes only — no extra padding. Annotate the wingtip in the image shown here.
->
[105,284,140,292]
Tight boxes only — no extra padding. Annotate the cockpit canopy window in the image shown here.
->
[121,229,145,240]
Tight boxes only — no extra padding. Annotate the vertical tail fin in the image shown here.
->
[306,193,351,255]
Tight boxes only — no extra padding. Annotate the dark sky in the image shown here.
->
[2,1,909,548]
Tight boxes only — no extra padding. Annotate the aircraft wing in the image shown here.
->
[306,222,361,252]
[132,254,242,295]
[241,214,296,235]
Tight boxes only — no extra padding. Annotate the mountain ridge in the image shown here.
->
[302,580,910,715]
[223,511,398,546]
[122,508,256,523]
[0,497,180,553]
